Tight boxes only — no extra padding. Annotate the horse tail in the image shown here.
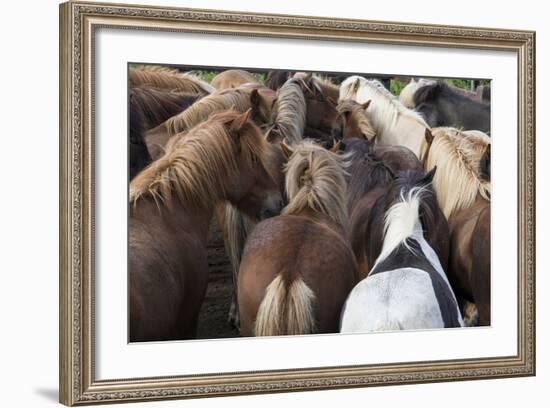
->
[376,321,402,331]
[254,275,316,336]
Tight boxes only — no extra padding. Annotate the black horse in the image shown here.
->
[413,81,490,134]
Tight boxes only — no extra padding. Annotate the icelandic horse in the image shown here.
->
[128,109,283,341]
[238,141,358,336]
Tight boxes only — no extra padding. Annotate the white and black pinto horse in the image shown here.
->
[340,170,463,332]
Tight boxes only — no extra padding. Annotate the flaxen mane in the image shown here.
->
[129,68,215,94]
[130,110,268,208]
[425,127,491,219]
[399,78,436,108]
[266,78,307,144]
[282,141,349,230]
[165,88,253,136]
[340,77,429,133]
[336,99,376,141]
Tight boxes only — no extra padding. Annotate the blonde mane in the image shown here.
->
[336,99,376,141]
[130,110,268,209]
[129,68,215,94]
[165,88,252,136]
[425,127,491,219]
[266,79,307,144]
[340,76,429,134]
[282,141,349,230]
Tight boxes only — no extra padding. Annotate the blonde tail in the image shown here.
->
[254,275,316,336]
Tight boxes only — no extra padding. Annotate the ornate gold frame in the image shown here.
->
[59,1,536,405]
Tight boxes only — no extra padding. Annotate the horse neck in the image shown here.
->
[385,116,427,160]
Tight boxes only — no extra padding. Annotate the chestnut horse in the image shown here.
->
[128,109,283,341]
[129,87,201,179]
[339,76,431,160]
[211,69,260,90]
[238,141,358,336]
[424,127,491,325]
[341,170,463,332]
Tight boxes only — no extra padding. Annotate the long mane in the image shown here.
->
[129,68,214,94]
[130,110,268,208]
[340,76,429,133]
[425,127,491,218]
[282,141,349,229]
[164,88,253,136]
[266,78,307,144]
[130,86,201,130]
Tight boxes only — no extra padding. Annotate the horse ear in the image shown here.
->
[423,166,437,184]
[424,128,434,145]
[280,139,294,160]
[331,140,343,153]
[362,100,371,110]
[229,108,252,132]
[479,144,491,181]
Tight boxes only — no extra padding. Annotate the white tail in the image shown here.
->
[254,275,316,336]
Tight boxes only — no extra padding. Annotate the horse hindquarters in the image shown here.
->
[471,206,491,326]
[254,275,316,336]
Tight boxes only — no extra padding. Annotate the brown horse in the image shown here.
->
[334,99,375,142]
[211,69,260,90]
[145,87,273,160]
[266,75,339,148]
[129,87,202,179]
[129,67,214,94]
[238,141,358,336]
[424,127,491,325]
[128,109,283,342]
[343,137,448,277]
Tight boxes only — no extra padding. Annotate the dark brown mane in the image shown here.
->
[385,170,440,242]
[344,138,393,208]
[130,86,201,131]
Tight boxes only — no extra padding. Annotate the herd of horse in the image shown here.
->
[128,66,491,342]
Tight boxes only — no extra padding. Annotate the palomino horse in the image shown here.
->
[424,127,491,325]
[343,137,448,277]
[211,69,260,90]
[145,87,274,160]
[238,141,358,336]
[129,87,201,179]
[129,67,214,94]
[413,81,491,134]
[129,109,283,341]
[340,170,463,332]
[339,76,431,160]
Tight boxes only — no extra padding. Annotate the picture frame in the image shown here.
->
[59,1,536,405]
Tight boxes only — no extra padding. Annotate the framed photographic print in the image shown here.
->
[59,1,536,405]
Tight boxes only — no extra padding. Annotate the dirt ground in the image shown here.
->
[195,217,240,339]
